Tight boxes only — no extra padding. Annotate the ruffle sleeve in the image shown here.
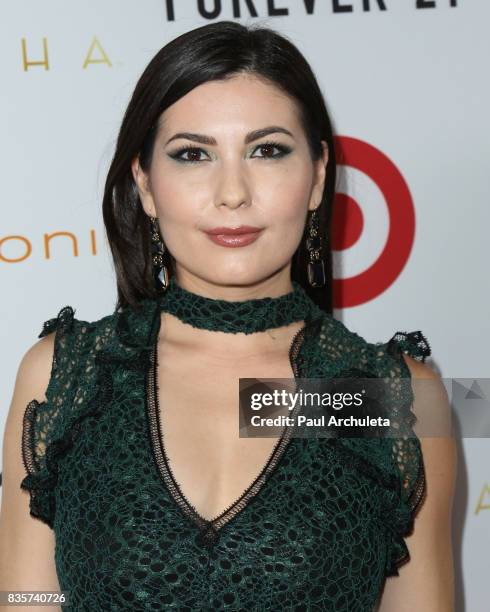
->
[18,301,153,530]
[20,306,77,529]
[380,330,431,577]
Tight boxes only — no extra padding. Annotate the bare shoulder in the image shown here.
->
[401,354,453,433]
[402,353,439,379]
[16,332,57,404]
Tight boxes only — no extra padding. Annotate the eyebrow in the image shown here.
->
[164,126,294,146]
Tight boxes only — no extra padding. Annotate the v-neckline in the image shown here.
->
[145,318,308,547]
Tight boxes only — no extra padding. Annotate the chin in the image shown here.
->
[208,274,261,288]
[208,269,287,289]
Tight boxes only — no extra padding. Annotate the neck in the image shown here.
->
[166,274,296,302]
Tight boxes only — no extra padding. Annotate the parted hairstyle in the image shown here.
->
[102,20,336,313]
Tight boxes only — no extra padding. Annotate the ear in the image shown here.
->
[308,140,329,212]
[131,156,156,217]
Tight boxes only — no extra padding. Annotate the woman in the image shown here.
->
[0,20,456,611]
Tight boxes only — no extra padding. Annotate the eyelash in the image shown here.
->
[168,140,292,164]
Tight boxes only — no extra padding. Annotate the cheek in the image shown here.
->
[149,173,195,222]
[260,174,312,226]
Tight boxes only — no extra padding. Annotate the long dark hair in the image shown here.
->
[103,20,336,313]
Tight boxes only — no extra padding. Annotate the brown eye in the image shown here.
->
[186,149,203,162]
[181,148,205,162]
[169,146,209,164]
[259,144,276,158]
[252,141,291,160]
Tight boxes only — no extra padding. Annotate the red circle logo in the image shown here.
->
[332,136,416,308]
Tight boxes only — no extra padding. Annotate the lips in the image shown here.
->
[203,226,263,248]
[204,226,262,235]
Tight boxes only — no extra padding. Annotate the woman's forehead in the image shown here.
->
[157,75,301,136]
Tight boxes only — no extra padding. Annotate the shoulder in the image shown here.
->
[9,304,117,483]
[16,305,119,403]
[401,354,439,379]
[402,353,454,449]
[36,304,118,340]
[39,303,120,350]
[315,314,434,379]
[15,334,57,408]
[369,328,433,381]
[316,317,449,436]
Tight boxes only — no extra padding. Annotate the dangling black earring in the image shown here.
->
[306,208,327,287]
[150,216,169,291]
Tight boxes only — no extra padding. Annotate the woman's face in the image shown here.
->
[132,72,328,291]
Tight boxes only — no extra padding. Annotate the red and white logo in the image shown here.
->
[332,136,415,308]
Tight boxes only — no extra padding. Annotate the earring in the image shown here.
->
[306,208,327,287]
[150,216,169,291]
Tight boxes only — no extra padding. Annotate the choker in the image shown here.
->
[157,276,323,334]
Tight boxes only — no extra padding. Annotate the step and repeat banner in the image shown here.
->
[1,2,488,609]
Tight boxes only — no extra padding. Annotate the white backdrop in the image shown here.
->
[1,2,488,610]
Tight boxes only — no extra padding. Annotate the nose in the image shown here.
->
[214,161,251,210]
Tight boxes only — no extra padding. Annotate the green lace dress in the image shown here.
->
[20,281,431,611]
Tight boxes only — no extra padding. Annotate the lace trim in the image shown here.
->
[145,317,309,548]
[39,305,76,340]
[387,330,431,363]
[383,329,431,576]
[20,399,56,528]
[157,276,323,335]
[388,330,429,516]
[385,456,427,576]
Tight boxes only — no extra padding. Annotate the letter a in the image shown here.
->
[83,36,112,69]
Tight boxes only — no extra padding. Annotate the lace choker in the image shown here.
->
[157,276,322,334]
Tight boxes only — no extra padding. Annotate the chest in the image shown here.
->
[155,340,298,520]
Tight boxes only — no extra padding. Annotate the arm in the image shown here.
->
[0,333,61,612]
[377,355,457,612]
